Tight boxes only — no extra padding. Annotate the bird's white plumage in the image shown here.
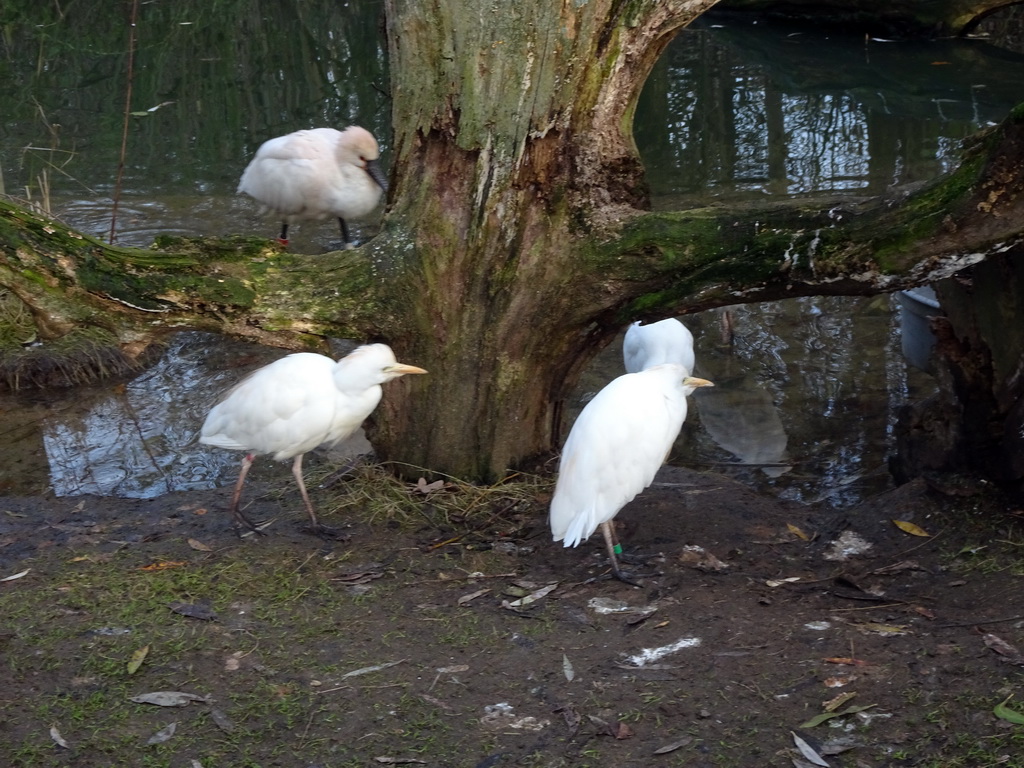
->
[200,343,426,534]
[623,318,695,374]
[550,364,712,548]
[200,344,418,461]
[238,126,385,226]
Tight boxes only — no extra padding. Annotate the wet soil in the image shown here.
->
[1,466,1023,767]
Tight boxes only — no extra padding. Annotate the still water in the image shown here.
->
[2,6,1023,504]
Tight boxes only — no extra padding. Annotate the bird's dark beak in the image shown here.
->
[366,159,389,194]
[683,376,714,388]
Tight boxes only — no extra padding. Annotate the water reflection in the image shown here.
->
[0,335,282,498]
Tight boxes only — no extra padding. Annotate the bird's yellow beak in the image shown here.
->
[683,376,714,388]
[388,363,428,375]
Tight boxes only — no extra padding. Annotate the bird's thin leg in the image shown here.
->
[277,222,289,246]
[229,453,266,535]
[293,454,349,540]
[600,522,642,587]
[338,217,354,250]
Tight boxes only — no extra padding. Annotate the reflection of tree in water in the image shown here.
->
[636,19,1024,202]
[686,295,923,506]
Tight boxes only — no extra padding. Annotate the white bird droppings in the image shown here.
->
[625,636,702,667]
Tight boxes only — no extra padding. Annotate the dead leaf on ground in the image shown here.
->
[130,691,207,707]
[653,735,693,754]
[374,758,427,765]
[983,633,1024,666]
[823,692,856,711]
[892,519,930,537]
[187,538,213,552]
[852,621,909,636]
[146,722,178,745]
[332,567,384,585]
[414,477,446,494]
[677,545,729,571]
[140,561,186,571]
[801,704,875,728]
[2,568,30,582]
[823,657,872,666]
[49,725,70,749]
[787,523,812,540]
[502,582,558,609]
[127,645,150,675]
[168,600,218,621]
[766,576,801,587]
[342,659,406,678]
[209,707,235,732]
[791,731,830,766]
[457,588,490,605]
[562,654,575,682]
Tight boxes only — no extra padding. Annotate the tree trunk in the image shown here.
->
[373,0,719,480]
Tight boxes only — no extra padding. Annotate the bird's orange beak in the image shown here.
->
[683,376,714,388]
[388,363,428,375]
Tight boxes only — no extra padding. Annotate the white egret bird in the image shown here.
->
[200,344,426,536]
[623,318,696,374]
[550,364,713,583]
[238,126,387,249]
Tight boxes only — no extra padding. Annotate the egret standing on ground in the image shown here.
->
[550,364,713,583]
[200,344,426,536]
[623,318,696,374]
[238,126,388,249]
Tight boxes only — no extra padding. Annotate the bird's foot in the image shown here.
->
[301,522,352,541]
[617,550,661,567]
[610,566,660,587]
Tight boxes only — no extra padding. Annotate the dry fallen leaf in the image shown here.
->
[457,588,490,605]
[653,736,693,754]
[146,721,177,745]
[342,659,406,679]
[502,582,558,609]
[1,569,29,582]
[168,601,218,621]
[823,692,856,712]
[562,654,575,682]
[139,561,186,571]
[787,522,811,540]
[187,538,213,552]
[49,725,70,749]
[127,645,150,675]
[892,519,930,537]
[130,691,207,707]
[791,730,830,766]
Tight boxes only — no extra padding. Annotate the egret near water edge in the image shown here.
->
[238,126,387,249]
[623,317,696,374]
[200,344,426,537]
[550,364,713,584]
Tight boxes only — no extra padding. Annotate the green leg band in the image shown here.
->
[613,544,623,555]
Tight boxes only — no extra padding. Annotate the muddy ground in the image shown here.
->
[0,464,1023,768]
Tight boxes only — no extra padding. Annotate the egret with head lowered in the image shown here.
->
[200,344,426,536]
[550,364,713,583]
[623,318,695,374]
[238,126,387,249]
